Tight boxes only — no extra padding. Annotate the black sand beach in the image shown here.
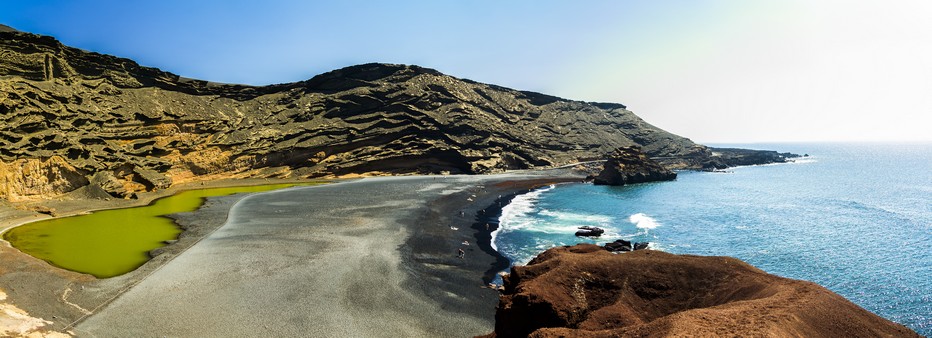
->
[57,172,582,337]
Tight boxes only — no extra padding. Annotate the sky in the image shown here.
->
[1,0,930,143]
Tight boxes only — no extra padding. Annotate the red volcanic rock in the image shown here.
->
[482,244,919,338]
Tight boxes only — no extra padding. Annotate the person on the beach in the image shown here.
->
[457,248,465,259]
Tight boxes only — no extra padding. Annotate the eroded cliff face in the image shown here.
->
[1,29,713,201]
[483,245,920,338]
[0,156,87,201]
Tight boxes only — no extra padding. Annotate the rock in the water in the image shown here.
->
[482,244,920,338]
[592,146,677,186]
[574,226,604,237]
[633,241,649,250]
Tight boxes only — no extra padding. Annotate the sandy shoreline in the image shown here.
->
[0,171,583,336]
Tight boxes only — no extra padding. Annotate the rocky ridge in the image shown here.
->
[482,244,920,338]
[0,28,790,202]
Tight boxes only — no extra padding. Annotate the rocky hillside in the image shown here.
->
[483,244,919,337]
[0,28,783,201]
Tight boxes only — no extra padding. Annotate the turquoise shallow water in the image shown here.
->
[494,143,931,334]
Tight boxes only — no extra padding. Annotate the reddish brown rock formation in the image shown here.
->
[482,244,919,338]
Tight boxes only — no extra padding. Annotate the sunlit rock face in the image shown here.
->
[0,29,738,201]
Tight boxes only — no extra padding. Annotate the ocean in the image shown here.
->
[493,143,931,335]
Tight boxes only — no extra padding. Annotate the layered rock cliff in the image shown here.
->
[0,28,786,201]
[482,244,919,338]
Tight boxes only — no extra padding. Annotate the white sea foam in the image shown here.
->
[629,213,660,230]
[791,158,818,164]
[491,185,555,251]
[538,209,613,225]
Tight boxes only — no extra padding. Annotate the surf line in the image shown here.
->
[471,184,558,284]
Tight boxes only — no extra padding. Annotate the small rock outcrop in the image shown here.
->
[482,244,919,338]
[574,226,604,237]
[603,239,649,252]
[592,147,677,186]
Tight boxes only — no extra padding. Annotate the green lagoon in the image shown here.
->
[3,183,309,278]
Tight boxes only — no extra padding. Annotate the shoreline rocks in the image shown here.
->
[482,244,920,337]
[603,239,649,252]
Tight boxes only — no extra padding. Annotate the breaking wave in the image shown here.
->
[629,213,660,230]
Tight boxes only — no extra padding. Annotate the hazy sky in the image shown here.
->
[2,0,930,143]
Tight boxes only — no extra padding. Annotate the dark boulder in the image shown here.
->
[604,239,632,252]
[593,146,677,186]
[574,226,604,237]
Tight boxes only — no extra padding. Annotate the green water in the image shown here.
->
[3,183,310,278]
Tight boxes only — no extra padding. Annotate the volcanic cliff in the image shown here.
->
[482,244,920,337]
[0,27,789,201]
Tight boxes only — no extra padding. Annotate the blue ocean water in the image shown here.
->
[494,143,931,335]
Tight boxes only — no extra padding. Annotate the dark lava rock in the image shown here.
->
[633,242,649,250]
[481,244,920,338]
[706,147,800,168]
[592,146,677,186]
[604,239,632,252]
[574,226,604,237]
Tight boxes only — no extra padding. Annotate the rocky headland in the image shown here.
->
[0,27,795,203]
[482,244,920,337]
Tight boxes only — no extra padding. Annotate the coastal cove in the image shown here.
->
[493,143,931,335]
[3,183,311,278]
[1,5,929,335]
[0,152,924,336]
[73,173,580,337]
[0,172,583,336]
